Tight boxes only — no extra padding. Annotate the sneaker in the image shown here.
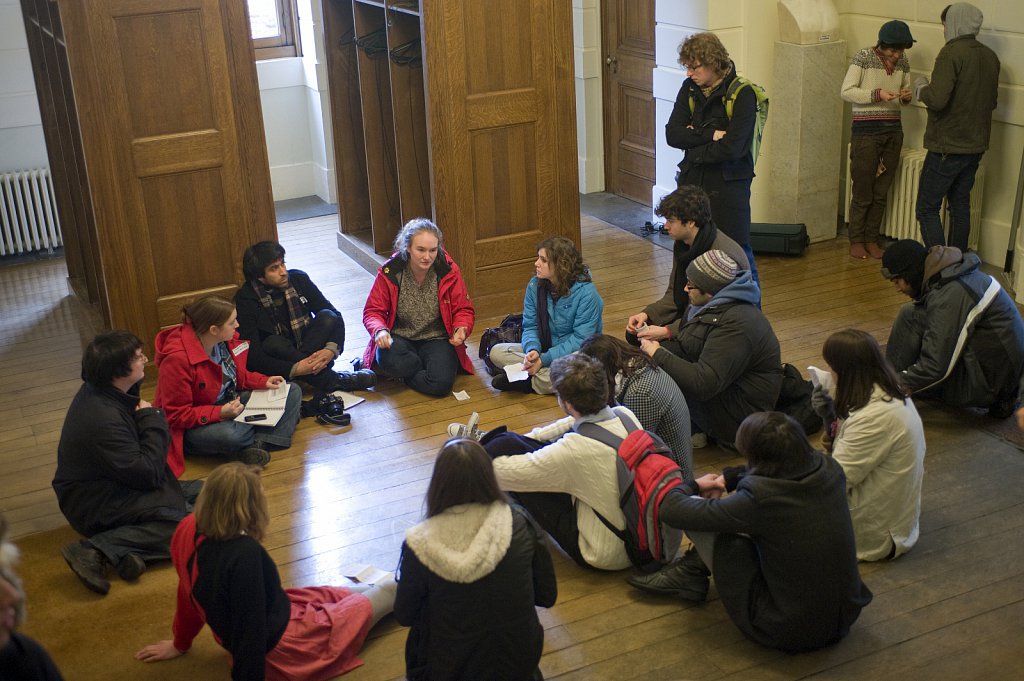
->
[849,243,868,259]
[61,540,110,595]
[626,547,710,601]
[691,432,708,449]
[239,446,271,467]
[333,369,376,392]
[115,553,146,582]
[448,412,482,440]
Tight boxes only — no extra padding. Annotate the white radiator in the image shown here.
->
[844,147,982,250]
[0,168,63,257]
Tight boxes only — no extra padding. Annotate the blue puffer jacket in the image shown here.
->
[521,277,604,367]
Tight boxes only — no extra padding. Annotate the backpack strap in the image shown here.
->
[723,77,749,120]
[574,410,636,448]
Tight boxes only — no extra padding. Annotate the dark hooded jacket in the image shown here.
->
[660,454,872,652]
[890,247,1024,407]
[919,3,1000,154]
[651,272,781,446]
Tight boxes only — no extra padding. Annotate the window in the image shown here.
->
[247,0,301,60]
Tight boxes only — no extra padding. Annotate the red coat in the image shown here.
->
[362,249,476,374]
[154,325,270,477]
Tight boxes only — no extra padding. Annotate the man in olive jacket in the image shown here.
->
[913,3,999,250]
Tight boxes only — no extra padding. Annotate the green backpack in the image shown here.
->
[688,76,769,166]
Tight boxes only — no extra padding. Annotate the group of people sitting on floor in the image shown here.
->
[41,180,1024,680]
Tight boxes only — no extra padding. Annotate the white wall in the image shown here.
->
[574,0,604,193]
[0,0,48,173]
[0,0,331,203]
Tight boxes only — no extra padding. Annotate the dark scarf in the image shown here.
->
[672,221,719,310]
[251,280,312,347]
[536,279,555,352]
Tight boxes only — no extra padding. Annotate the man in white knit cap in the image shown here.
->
[639,250,781,448]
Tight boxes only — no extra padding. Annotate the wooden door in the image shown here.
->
[601,0,656,205]
[57,0,275,345]
[422,0,580,305]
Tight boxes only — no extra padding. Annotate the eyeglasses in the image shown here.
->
[683,63,705,72]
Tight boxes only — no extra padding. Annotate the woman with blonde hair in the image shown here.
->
[154,295,302,474]
[490,236,603,394]
[136,463,395,680]
[395,438,556,680]
[817,328,926,560]
[362,219,476,396]
[666,32,759,284]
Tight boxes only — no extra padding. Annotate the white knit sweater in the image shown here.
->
[841,46,911,133]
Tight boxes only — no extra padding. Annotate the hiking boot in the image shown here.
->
[115,553,146,582]
[61,540,110,595]
[866,243,885,259]
[333,369,376,392]
[691,432,708,449]
[627,547,710,602]
[849,243,868,259]
[492,374,534,393]
[239,446,271,467]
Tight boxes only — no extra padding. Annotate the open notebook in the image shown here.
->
[238,384,291,427]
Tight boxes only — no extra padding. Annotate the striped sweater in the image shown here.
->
[841,47,911,135]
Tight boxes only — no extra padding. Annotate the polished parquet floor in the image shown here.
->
[2,214,1023,680]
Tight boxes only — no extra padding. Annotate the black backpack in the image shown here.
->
[775,363,823,435]
[478,313,523,375]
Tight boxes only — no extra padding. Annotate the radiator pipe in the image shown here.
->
[1004,141,1024,274]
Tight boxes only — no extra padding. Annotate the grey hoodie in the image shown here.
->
[943,3,983,42]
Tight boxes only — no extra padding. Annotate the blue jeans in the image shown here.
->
[915,151,982,250]
[183,383,302,456]
[377,335,459,396]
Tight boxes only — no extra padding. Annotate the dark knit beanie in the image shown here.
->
[881,239,927,287]
[686,250,739,294]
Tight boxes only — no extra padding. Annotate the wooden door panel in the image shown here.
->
[426,0,576,298]
[602,0,655,205]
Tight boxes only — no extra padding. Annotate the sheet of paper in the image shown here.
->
[503,363,530,383]
[345,565,394,584]
[330,390,365,409]
[452,390,470,401]
[806,365,834,393]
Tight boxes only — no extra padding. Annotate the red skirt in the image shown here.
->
[263,586,374,681]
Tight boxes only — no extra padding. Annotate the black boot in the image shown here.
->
[492,374,534,394]
[626,547,710,601]
[61,540,111,595]
[333,369,376,391]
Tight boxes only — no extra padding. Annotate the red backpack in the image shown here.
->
[577,411,686,572]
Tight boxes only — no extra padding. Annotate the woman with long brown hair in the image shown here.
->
[818,328,926,560]
[136,463,395,680]
[395,439,557,680]
[490,236,603,394]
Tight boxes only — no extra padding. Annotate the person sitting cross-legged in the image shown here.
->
[479,354,642,571]
[53,331,203,596]
[235,240,376,395]
[640,249,781,449]
[628,412,873,653]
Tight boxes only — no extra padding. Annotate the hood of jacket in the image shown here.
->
[154,324,194,367]
[707,270,761,308]
[404,501,512,583]
[944,3,983,42]
[922,247,977,295]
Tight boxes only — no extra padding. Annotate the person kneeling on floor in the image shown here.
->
[629,411,872,653]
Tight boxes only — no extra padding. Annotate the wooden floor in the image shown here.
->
[3,215,1023,680]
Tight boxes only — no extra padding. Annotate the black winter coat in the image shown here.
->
[395,503,557,681]
[52,383,187,536]
[662,456,872,652]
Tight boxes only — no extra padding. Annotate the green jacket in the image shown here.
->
[920,20,999,154]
